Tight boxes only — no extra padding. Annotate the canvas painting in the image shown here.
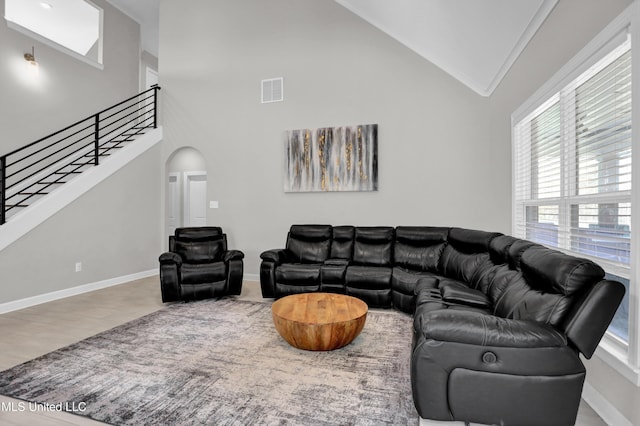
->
[284,124,378,192]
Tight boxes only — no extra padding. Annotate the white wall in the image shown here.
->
[0,0,162,304]
[159,0,505,274]
[140,50,158,91]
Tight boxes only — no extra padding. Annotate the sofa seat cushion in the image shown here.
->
[181,262,226,284]
[413,298,490,333]
[413,278,492,332]
[275,282,321,296]
[346,266,392,290]
[391,268,438,314]
[276,263,321,285]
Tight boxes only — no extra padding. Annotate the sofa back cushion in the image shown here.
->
[439,228,501,284]
[490,269,573,326]
[488,235,518,265]
[331,226,355,259]
[393,226,448,272]
[519,246,605,296]
[353,227,394,266]
[286,225,332,263]
[507,239,542,270]
[173,227,227,264]
[488,245,605,327]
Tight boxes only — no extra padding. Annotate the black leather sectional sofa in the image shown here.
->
[260,224,625,426]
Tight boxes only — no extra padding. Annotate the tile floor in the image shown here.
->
[0,277,607,425]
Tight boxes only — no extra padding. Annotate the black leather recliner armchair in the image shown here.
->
[159,227,244,302]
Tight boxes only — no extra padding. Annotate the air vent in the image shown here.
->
[261,77,283,103]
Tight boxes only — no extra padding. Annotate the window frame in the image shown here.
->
[512,3,640,385]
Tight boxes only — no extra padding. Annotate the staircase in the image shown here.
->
[0,86,161,225]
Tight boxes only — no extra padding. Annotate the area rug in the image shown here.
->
[0,298,418,425]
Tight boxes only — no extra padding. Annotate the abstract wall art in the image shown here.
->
[284,124,378,192]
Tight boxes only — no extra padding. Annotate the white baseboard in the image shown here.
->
[244,273,259,282]
[582,381,633,426]
[0,269,157,315]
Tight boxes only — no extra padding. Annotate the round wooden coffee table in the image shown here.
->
[272,293,368,351]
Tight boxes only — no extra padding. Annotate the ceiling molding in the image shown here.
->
[334,0,559,97]
[484,0,558,96]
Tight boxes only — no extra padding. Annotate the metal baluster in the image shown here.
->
[153,86,159,129]
[94,114,100,165]
[0,155,6,225]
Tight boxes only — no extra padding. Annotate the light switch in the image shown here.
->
[209,201,219,209]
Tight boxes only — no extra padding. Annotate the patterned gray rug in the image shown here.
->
[0,298,418,425]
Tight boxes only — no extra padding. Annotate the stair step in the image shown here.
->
[6,204,28,208]
[53,171,82,175]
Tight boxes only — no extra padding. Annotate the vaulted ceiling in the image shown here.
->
[334,0,558,96]
[106,0,558,96]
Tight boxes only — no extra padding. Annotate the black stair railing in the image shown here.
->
[0,85,161,225]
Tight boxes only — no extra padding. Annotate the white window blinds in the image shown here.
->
[514,36,631,271]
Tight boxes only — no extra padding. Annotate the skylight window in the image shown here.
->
[4,0,103,67]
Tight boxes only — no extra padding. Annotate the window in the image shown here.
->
[4,0,103,67]
[514,36,632,340]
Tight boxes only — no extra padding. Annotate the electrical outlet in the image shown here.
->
[75,262,82,272]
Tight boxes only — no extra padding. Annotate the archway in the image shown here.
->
[165,147,207,240]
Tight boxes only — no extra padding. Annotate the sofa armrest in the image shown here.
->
[440,281,490,308]
[562,279,625,358]
[260,249,288,264]
[159,252,181,302]
[421,310,567,348]
[224,250,245,262]
[159,252,182,266]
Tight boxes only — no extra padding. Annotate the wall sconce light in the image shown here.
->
[24,46,38,67]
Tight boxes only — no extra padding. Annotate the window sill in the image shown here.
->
[594,338,640,386]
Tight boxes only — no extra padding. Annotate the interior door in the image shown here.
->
[167,173,180,237]
[184,171,207,227]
